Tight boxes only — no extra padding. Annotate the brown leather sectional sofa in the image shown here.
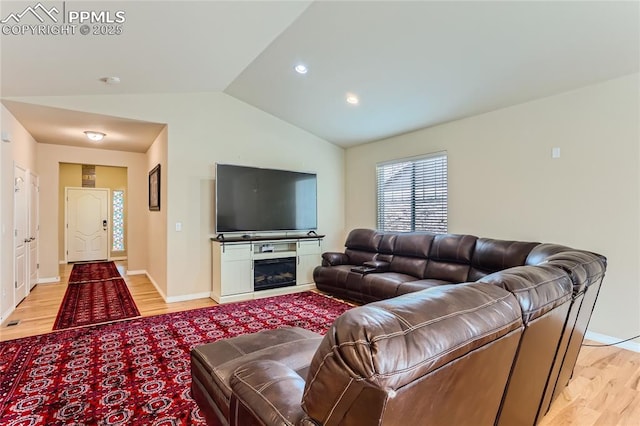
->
[314,228,606,425]
[192,283,526,426]
[190,229,605,426]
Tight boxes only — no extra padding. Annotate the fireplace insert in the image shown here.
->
[254,257,296,291]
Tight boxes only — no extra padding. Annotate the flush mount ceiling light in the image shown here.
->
[84,131,106,142]
[346,93,359,105]
[294,64,308,74]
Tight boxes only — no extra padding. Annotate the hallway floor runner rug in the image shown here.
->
[0,291,351,425]
[67,261,122,283]
[52,278,141,330]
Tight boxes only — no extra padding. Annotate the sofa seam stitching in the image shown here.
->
[364,293,515,338]
[232,371,296,426]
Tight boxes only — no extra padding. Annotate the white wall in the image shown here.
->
[345,74,640,343]
[0,105,37,320]
[162,93,345,300]
[36,144,148,279]
[12,92,345,301]
[146,126,168,297]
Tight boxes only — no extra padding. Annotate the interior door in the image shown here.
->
[28,172,39,290]
[14,164,27,304]
[66,188,109,262]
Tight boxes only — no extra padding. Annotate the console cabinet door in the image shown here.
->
[296,240,321,285]
[221,245,252,296]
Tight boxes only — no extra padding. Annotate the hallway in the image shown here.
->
[0,261,215,342]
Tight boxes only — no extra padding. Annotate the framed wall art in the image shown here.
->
[149,164,161,211]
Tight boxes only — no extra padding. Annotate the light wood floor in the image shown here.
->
[0,261,216,342]
[1,261,638,425]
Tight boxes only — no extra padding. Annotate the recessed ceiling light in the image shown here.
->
[294,64,308,74]
[101,76,121,85]
[84,131,106,142]
[346,94,359,105]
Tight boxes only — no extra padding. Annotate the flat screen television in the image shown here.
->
[215,164,317,234]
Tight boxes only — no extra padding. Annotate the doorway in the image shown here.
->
[13,164,39,306]
[14,165,27,304]
[29,171,39,290]
[65,187,109,262]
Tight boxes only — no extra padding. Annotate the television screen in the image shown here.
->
[215,164,317,233]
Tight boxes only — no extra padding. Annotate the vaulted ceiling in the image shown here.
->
[1,1,638,150]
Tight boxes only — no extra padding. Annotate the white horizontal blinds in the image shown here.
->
[376,152,448,233]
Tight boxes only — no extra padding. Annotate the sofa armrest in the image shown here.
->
[322,252,349,266]
[229,360,315,426]
[363,260,390,272]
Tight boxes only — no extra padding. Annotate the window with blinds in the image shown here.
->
[376,152,448,233]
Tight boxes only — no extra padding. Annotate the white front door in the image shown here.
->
[66,188,109,262]
[28,172,39,289]
[14,164,27,304]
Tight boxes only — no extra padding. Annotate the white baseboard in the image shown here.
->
[212,292,250,304]
[142,271,168,303]
[165,292,211,303]
[110,256,127,261]
[59,260,66,264]
[37,276,60,284]
[585,330,640,353]
[1,305,15,324]
[211,284,317,304]
[254,283,317,299]
[124,270,212,304]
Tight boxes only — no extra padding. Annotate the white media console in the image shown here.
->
[210,235,323,303]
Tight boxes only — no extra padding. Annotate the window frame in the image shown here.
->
[112,189,125,252]
[375,151,448,233]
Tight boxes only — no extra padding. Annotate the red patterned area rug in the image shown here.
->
[53,278,141,331]
[0,291,351,425]
[68,261,121,284]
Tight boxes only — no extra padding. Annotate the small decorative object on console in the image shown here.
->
[260,244,275,253]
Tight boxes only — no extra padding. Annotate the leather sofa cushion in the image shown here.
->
[429,234,477,263]
[361,272,418,301]
[390,256,428,278]
[396,279,451,296]
[387,233,434,277]
[345,228,381,252]
[479,265,572,323]
[345,248,378,266]
[392,232,435,257]
[468,238,539,281]
[321,252,349,266]
[302,283,523,424]
[541,251,607,295]
[525,244,606,294]
[191,327,321,420]
[425,260,469,283]
[525,243,572,266]
[314,265,352,291]
[424,234,477,282]
[377,233,397,254]
[230,360,309,426]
